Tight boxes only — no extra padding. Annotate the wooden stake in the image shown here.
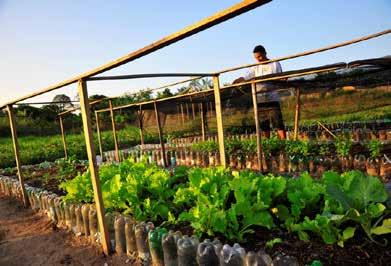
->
[154,101,167,167]
[6,104,28,207]
[95,111,103,159]
[59,116,68,159]
[180,104,185,124]
[138,106,144,147]
[294,88,301,140]
[109,99,119,161]
[251,83,263,171]
[200,103,206,141]
[213,75,226,167]
[77,79,111,255]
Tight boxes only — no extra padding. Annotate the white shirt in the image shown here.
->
[244,61,282,103]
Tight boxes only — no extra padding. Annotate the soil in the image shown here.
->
[0,195,136,266]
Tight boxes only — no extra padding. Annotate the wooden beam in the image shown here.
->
[95,111,104,158]
[293,88,301,140]
[180,104,185,125]
[153,101,167,167]
[6,105,28,207]
[213,75,226,167]
[251,83,263,171]
[109,99,120,162]
[59,116,68,159]
[0,0,273,109]
[88,72,213,81]
[77,79,111,255]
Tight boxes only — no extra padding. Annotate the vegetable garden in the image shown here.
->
[1,1,390,265]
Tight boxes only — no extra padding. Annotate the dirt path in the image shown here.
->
[0,196,129,266]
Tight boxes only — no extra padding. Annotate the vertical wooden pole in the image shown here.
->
[59,116,68,159]
[200,103,206,141]
[212,75,226,167]
[154,101,167,167]
[77,79,111,255]
[180,103,185,124]
[191,102,196,120]
[109,99,119,161]
[6,104,28,207]
[138,106,145,147]
[251,83,263,171]
[185,103,190,119]
[294,87,301,140]
[95,111,103,159]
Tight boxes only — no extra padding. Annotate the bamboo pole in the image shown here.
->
[213,75,226,167]
[109,99,120,162]
[6,104,28,207]
[251,83,263,171]
[59,116,68,159]
[293,88,301,140]
[154,101,167,167]
[95,111,104,159]
[77,79,111,255]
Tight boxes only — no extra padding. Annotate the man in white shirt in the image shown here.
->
[234,45,286,139]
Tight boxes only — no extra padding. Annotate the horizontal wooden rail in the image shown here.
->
[88,73,214,81]
[0,0,272,109]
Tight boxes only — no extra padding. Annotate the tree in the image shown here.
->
[156,88,173,99]
[52,94,73,111]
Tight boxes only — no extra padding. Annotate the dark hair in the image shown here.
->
[253,45,266,54]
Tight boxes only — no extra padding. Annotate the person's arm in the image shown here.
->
[232,68,254,84]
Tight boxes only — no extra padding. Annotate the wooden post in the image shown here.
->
[180,103,185,124]
[59,116,68,159]
[251,83,263,171]
[185,103,190,119]
[200,103,206,141]
[77,79,111,255]
[109,99,120,161]
[95,111,103,158]
[212,75,226,167]
[191,101,196,120]
[154,101,167,167]
[6,104,28,207]
[138,106,145,147]
[294,87,301,140]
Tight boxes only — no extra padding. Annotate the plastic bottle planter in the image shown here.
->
[148,227,168,266]
[353,154,367,172]
[378,130,387,141]
[272,254,299,266]
[340,156,353,172]
[88,206,98,243]
[64,203,72,229]
[245,250,272,266]
[75,205,84,234]
[125,218,138,257]
[366,158,380,176]
[196,152,202,167]
[219,243,246,266]
[208,152,216,167]
[329,157,341,172]
[114,215,126,255]
[48,197,57,224]
[202,152,209,167]
[135,222,154,264]
[81,204,90,237]
[69,204,77,230]
[162,230,182,266]
[380,157,391,181]
[197,239,219,266]
[229,154,238,169]
[170,152,177,167]
[105,212,116,250]
[177,235,199,266]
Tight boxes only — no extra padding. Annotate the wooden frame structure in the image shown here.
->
[1,0,389,255]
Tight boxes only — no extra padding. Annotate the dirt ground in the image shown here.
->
[0,196,133,266]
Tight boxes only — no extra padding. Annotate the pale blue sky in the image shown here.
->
[0,0,390,105]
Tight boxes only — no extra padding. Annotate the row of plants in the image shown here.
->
[0,125,158,168]
[60,159,391,248]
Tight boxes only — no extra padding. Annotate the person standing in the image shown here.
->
[234,45,286,139]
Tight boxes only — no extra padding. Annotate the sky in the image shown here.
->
[0,0,390,106]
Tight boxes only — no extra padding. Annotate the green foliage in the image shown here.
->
[335,137,353,157]
[367,140,381,159]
